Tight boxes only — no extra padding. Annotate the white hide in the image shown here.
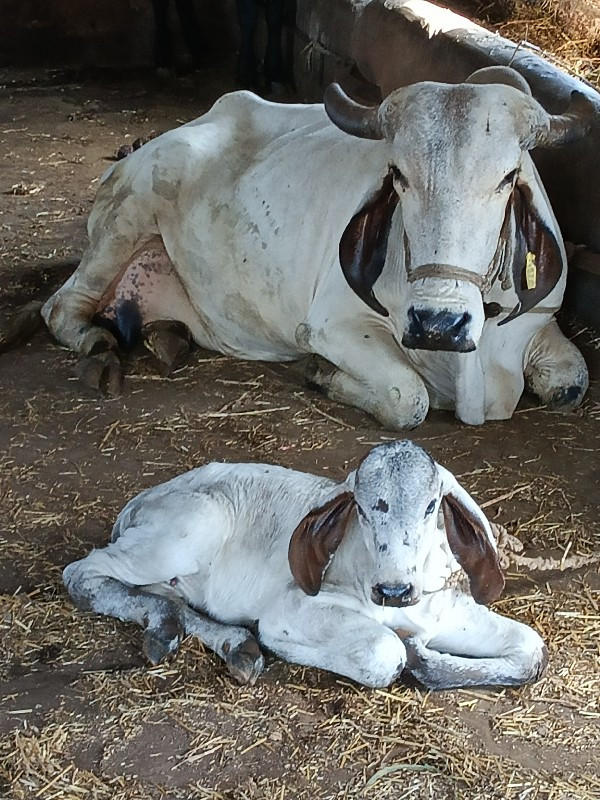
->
[42,82,588,428]
[63,441,547,689]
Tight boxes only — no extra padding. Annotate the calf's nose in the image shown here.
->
[402,307,475,352]
[371,583,417,607]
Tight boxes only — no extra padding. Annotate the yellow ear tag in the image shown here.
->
[525,251,537,290]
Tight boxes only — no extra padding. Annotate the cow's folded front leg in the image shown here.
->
[403,632,548,690]
[524,319,589,410]
[304,346,428,430]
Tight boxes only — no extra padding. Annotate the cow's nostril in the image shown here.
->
[372,583,414,606]
[449,311,470,334]
[408,307,422,328]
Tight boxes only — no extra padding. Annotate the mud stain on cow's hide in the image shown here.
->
[152,164,182,203]
[224,292,268,333]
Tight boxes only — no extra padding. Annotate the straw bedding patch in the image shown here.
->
[470,0,600,86]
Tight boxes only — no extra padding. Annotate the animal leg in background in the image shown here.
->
[236,0,259,88]
[41,175,159,390]
[258,594,407,688]
[403,590,548,690]
[264,0,285,89]
[236,0,286,90]
[63,561,264,684]
[300,320,429,430]
[524,319,589,409]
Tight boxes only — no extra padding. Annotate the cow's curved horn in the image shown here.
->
[466,66,532,96]
[324,83,384,140]
[536,90,596,148]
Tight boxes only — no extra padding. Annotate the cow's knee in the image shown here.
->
[510,623,549,684]
[306,355,429,430]
[374,381,429,430]
[362,630,407,688]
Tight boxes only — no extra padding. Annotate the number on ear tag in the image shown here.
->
[525,251,537,290]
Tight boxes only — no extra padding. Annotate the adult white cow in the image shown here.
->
[41,66,594,428]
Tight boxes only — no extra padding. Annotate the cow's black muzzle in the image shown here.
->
[402,307,475,352]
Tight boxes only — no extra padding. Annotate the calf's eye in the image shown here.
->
[425,499,436,517]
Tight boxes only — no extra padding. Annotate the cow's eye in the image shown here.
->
[425,499,436,517]
[497,169,518,191]
[391,165,409,190]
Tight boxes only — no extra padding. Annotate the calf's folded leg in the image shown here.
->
[63,559,264,683]
[259,594,407,687]
[402,590,548,690]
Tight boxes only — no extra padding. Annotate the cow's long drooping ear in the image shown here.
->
[288,491,356,596]
[338,171,399,317]
[498,182,563,326]
[437,464,505,605]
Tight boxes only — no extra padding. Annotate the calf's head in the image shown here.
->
[288,440,504,606]
[325,68,595,351]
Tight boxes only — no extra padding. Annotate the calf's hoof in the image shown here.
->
[223,636,265,685]
[76,351,122,396]
[143,620,183,665]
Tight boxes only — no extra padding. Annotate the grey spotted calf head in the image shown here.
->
[288,440,504,606]
[324,67,595,352]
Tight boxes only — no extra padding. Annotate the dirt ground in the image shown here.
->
[0,61,599,800]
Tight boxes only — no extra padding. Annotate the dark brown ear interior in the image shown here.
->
[442,494,505,604]
[338,171,399,317]
[288,491,356,596]
[498,182,563,326]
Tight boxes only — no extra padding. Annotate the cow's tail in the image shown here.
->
[0,300,44,353]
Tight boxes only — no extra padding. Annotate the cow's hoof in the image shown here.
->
[548,384,585,410]
[304,355,336,394]
[142,320,191,377]
[76,351,122,396]
[223,636,264,685]
[143,620,183,665]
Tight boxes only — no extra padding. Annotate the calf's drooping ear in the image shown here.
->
[338,170,399,317]
[288,491,356,596]
[498,183,563,325]
[436,464,505,605]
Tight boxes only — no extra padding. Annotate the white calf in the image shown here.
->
[63,440,547,689]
